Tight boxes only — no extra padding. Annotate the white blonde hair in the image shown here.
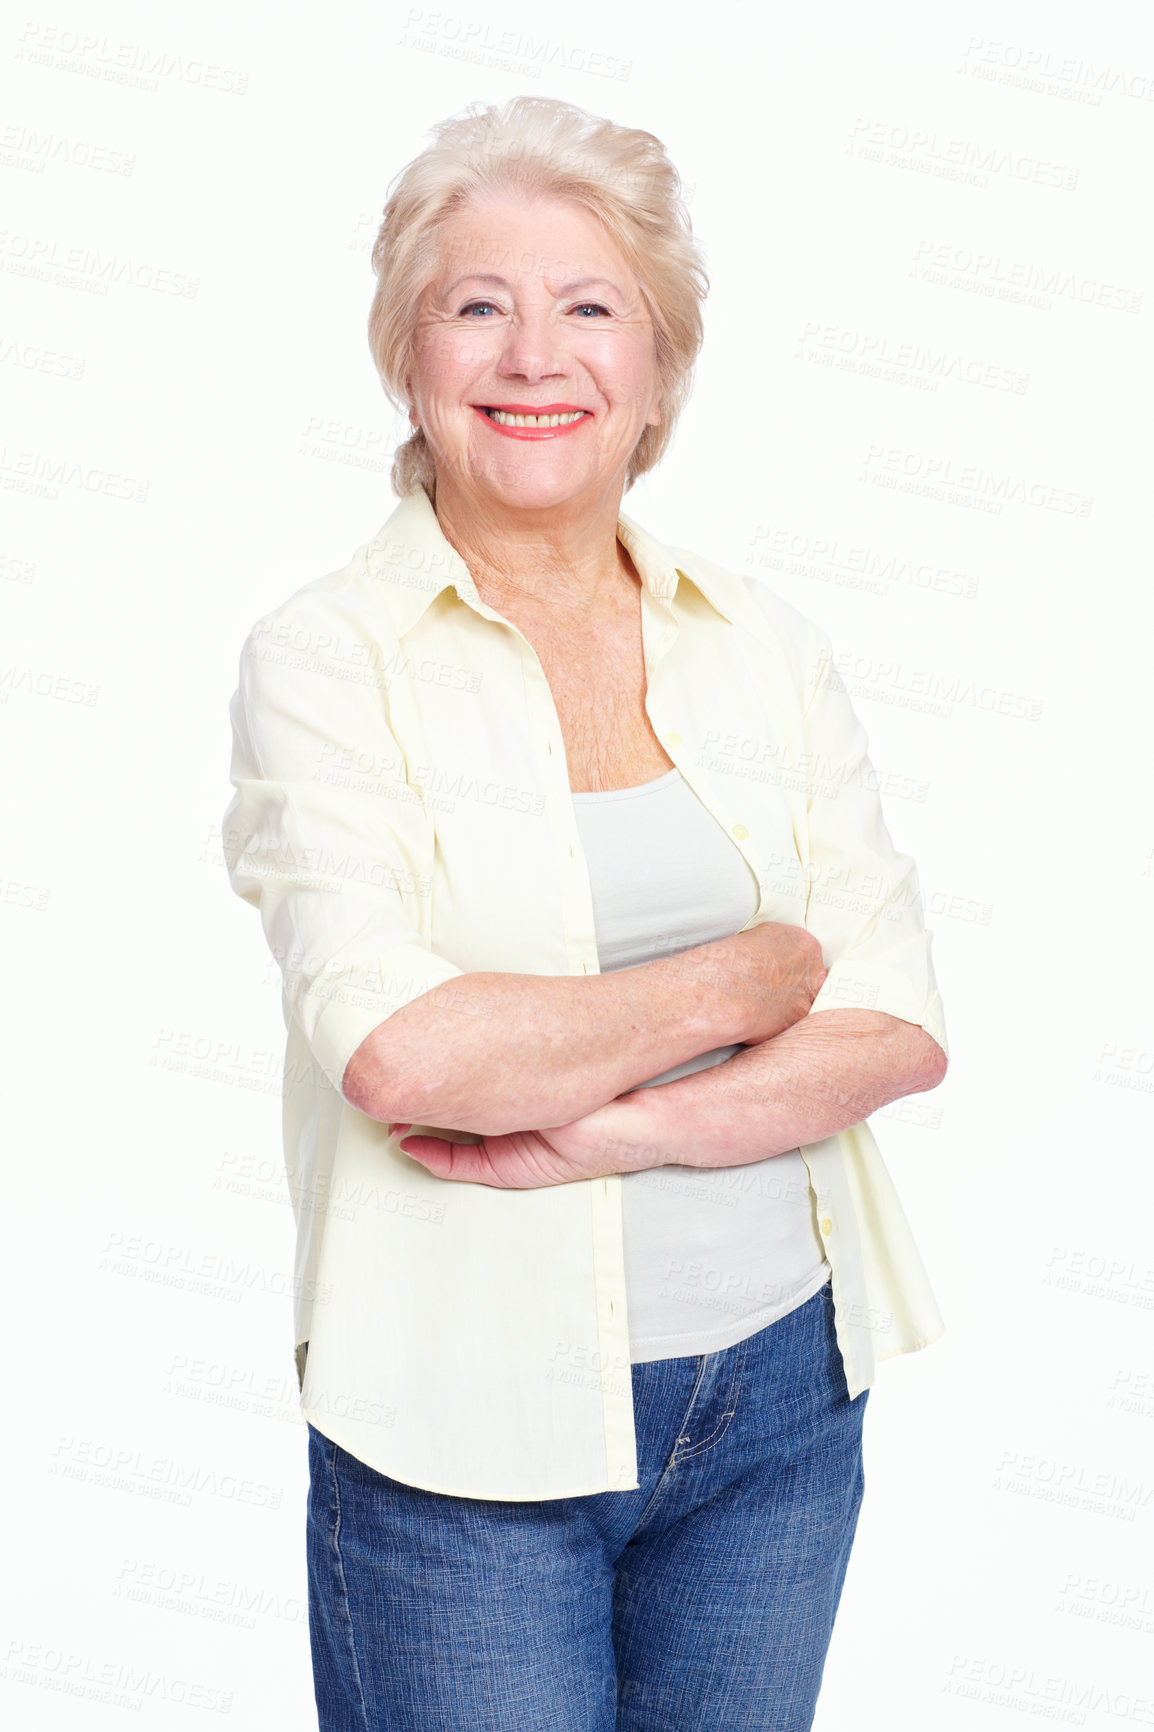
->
[367,96,708,498]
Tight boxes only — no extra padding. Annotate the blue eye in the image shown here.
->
[460,300,500,316]
[572,303,609,317]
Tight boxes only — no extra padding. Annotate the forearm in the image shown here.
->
[343,940,770,1134]
[585,1009,948,1171]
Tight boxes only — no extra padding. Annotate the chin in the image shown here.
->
[471,459,602,514]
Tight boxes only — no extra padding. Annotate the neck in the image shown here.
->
[429,474,634,617]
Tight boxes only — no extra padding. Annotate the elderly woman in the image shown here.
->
[224,96,948,1732]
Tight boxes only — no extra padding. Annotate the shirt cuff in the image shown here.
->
[808,962,949,1061]
[301,949,468,1096]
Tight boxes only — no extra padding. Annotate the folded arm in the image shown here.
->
[593,612,951,1173]
[567,1007,947,1174]
[223,593,821,1135]
[397,607,951,1190]
[393,1007,945,1187]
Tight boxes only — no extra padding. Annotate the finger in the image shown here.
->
[398,1135,503,1185]
[396,1133,454,1174]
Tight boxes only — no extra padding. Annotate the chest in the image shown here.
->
[388,587,813,976]
[512,607,674,794]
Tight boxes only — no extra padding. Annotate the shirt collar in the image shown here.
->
[364,484,742,637]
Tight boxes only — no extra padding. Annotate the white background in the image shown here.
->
[3,0,1153,1725]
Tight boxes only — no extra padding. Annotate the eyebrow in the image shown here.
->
[441,274,625,299]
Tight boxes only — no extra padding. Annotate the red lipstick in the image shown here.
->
[472,404,593,441]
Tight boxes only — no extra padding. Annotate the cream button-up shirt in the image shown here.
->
[223,484,949,1501]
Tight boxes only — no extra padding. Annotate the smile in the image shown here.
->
[473,405,593,440]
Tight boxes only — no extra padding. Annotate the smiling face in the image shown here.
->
[407,194,663,522]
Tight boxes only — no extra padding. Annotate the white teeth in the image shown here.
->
[487,409,586,427]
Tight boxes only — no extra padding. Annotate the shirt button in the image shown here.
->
[820,1217,833,1236]
[663,731,681,748]
[731,823,748,841]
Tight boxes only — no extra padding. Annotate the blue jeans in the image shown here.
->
[306,1281,867,1731]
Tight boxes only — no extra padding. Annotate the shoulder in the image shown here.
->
[227,538,414,743]
[646,525,833,698]
[236,539,402,668]
[237,488,464,659]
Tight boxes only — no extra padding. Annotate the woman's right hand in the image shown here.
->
[704,922,829,1045]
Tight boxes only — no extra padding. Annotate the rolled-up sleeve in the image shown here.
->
[222,601,466,1094]
[799,626,948,1061]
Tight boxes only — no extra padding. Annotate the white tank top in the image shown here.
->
[572,767,830,1362]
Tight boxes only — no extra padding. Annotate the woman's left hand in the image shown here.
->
[389,1095,662,1189]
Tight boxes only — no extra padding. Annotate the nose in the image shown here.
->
[495,308,569,384]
